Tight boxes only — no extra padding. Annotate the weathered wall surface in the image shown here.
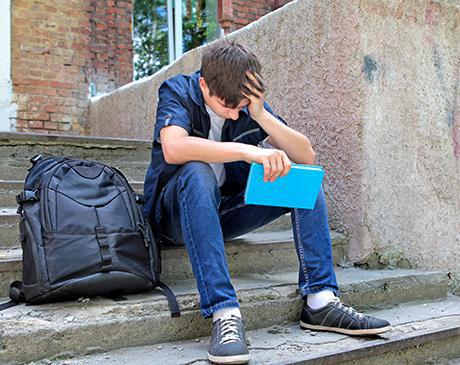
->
[358,0,460,269]
[89,0,460,271]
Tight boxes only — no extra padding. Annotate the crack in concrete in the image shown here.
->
[181,358,208,365]
[249,341,289,350]
[392,313,460,328]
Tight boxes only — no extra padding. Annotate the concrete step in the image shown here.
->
[0,132,152,181]
[0,268,451,364]
[0,159,150,182]
[0,208,18,248]
[0,181,23,207]
[0,226,347,297]
[0,132,151,162]
[41,296,460,365]
[0,180,145,207]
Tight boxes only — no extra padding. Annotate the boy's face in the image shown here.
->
[199,77,250,121]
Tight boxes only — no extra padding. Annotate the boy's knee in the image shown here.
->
[178,161,219,191]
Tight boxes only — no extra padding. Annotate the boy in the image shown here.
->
[143,40,390,364]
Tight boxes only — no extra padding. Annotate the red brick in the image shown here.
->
[15,119,29,129]
[28,120,45,129]
[50,113,72,123]
[35,87,58,96]
[43,104,60,113]
[28,96,49,103]
[48,81,75,89]
[19,111,49,121]
[44,121,59,130]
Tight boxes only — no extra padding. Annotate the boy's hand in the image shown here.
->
[242,72,267,122]
[242,145,291,182]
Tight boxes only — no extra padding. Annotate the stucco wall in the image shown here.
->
[88,0,460,271]
[358,0,460,269]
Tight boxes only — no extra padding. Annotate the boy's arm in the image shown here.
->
[254,112,316,165]
[161,126,291,182]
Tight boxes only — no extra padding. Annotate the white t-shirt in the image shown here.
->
[205,105,227,187]
[204,105,275,187]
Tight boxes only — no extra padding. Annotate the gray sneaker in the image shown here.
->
[207,315,251,364]
[300,297,391,336]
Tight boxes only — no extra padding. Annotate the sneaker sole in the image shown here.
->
[207,352,251,364]
[299,320,392,336]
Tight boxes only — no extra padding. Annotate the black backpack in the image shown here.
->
[0,155,180,317]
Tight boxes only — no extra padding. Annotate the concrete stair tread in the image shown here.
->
[0,268,447,311]
[0,131,151,146]
[0,268,448,324]
[0,132,152,177]
[0,268,451,364]
[0,247,20,262]
[43,296,460,365]
[0,207,17,218]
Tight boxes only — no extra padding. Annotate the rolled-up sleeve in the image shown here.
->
[153,81,192,143]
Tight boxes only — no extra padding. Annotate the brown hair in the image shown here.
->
[200,40,265,108]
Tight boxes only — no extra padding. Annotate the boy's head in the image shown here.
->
[199,40,265,120]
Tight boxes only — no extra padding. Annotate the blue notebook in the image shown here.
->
[244,163,324,209]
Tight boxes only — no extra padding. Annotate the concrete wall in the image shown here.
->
[358,0,460,270]
[88,0,460,272]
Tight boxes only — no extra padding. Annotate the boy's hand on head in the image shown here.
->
[242,72,266,122]
[242,145,291,182]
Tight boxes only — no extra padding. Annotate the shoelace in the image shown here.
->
[218,316,243,344]
[331,298,365,320]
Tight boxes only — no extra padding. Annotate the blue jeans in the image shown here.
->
[156,161,339,318]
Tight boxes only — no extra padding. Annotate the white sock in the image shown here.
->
[213,306,242,322]
[307,290,336,310]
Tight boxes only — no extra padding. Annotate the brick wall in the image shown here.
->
[218,0,293,34]
[11,0,133,134]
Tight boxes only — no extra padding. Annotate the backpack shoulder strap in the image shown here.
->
[0,281,25,311]
[0,299,19,311]
[157,281,181,318]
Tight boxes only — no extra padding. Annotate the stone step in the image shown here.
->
[0,208,18,248]
[0,207,293,249]
[43,296,460,365]
[0,132,152,182]
[0,268,451,364]
[0,159,150,182]
[0,181,23,207]
[0,132,151,162]
[0,180,145,207]
[0,227,347,297]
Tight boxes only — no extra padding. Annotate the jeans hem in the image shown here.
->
[299,286,340,299]
[201,300,241,319]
